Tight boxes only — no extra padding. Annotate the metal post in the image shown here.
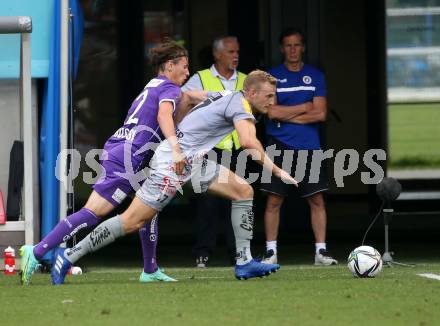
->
[59,0,70,221]
[384,223,390,254]
[0,16,37,243]
[21,31,39,244]
[382,208,393,264]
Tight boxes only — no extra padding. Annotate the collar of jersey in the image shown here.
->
[210,64,238,81]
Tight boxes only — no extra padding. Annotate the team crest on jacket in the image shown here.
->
[303,75,312,84]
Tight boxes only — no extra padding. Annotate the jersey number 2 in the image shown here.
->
[126,89,149,125]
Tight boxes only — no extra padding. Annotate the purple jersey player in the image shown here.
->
[20,40,201,285]
[97,74,182,206]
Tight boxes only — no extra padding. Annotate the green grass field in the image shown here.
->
[389,103,440,168]
[2,264,440,326]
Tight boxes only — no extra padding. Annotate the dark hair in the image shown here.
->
[148,39,188,73]
[279,27,306,45]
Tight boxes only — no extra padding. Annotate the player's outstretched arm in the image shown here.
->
[184,90,209,104]
[174,91,209,124]
[234,119,298,186]
[174,93,193,124]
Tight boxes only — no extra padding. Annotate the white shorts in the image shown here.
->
[136,148,220,211]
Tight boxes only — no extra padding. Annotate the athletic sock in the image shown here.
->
[33,208,100,260]
[315,243,326,254]
[231,199,254,265]
[64,215,125,264]
[266,241,277,255]
[139,214,159,273]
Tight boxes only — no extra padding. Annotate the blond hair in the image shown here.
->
[243,70,277,91]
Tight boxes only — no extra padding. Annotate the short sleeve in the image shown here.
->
[314,71,327,97]
[159,83,182,111]
[181,74,203,91]
[224,93,256,124]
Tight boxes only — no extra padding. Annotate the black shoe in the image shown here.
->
[196,256,209,268]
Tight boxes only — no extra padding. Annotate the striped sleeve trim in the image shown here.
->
[277,86,316,92]
[159,99,176,112]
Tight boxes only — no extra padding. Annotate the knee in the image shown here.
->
[234,183,254,201]
[120,211,147,234]
[308,193,325,210]
[265,195,283,212]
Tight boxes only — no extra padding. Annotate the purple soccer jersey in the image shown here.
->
[105,76,181,171]
[94,76,181,206]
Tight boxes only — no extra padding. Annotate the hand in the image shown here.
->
[172,146,187,175]
[277,169,298,187]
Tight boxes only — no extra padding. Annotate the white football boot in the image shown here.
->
[261,249,278,264]
[314,249,338,265]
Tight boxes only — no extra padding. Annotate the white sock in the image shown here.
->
[231,200,254,266]
[236,247,253,266]
[65,215,125,264]
[266,241,277,254]
[315,243,326,254]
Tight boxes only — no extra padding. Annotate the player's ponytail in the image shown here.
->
[148,39,188,74]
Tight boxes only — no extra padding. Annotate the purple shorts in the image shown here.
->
[93,156,144,207]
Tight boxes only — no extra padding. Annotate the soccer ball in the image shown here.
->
[347,246,383,278]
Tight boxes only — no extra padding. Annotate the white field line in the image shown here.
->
[86,264,334,274]
[418,273,440,281]
[126,276,226,281]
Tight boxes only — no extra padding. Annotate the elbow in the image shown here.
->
[180,92,190,105]
[312,110,327,123]
[239,138,253,149]
[317,106,328,122]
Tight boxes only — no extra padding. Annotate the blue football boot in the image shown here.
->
[51,247,72,285]
[235,259,280,280]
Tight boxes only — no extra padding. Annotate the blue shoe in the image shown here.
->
[139,268,177,282]
[235,259,280,280]
[51,247,72,285]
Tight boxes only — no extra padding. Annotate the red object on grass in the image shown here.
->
[4,246,16,275]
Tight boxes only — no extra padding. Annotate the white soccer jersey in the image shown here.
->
[176,91,255,158]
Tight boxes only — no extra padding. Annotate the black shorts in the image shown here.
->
[260,137,329,198]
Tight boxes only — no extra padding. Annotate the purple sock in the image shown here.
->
[139,214,159,273]
[33,207,100,260]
